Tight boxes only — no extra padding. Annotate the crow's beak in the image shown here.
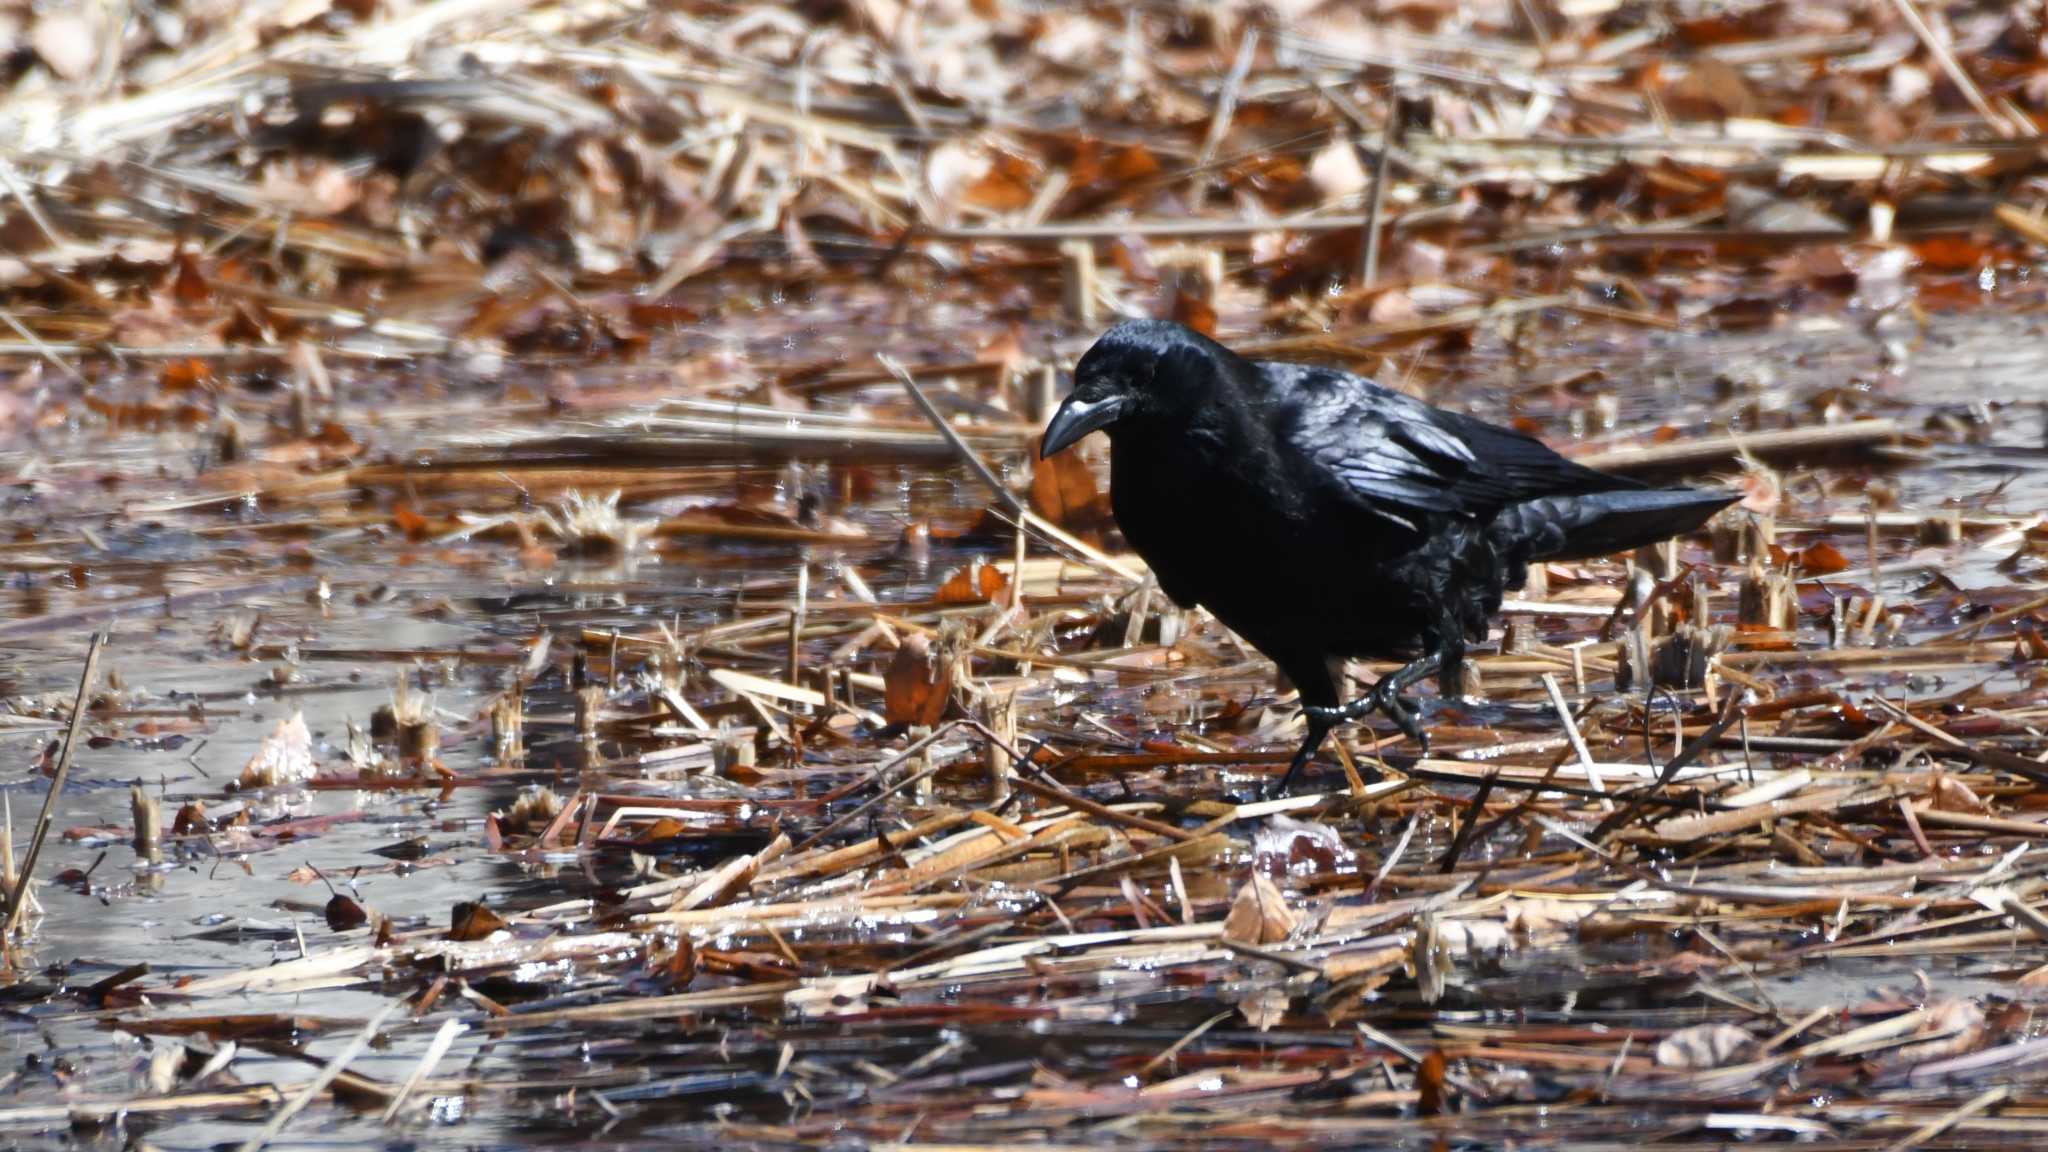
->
[1040,395,1128,458]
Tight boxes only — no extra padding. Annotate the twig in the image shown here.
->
[380,1018,465,1123]
[1542,673,1607,803]
[1589,695,1744,843]
[1194,30,1260,172]
[1878,1084,2008,1152]
[879,356,1142,585]
[1883,0,2016,138]
[1437,770,1499,873]
[236,1000,400,1152]
[1574,418,1900,475]
[0,306,87,386]
[878,353,1023,516]
[1139,1009,1234,1076]
[7,633,106,936]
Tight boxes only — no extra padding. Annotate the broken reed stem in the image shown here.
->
[1436,770,1499,873]
[1589,695,1745,842]
[131,786,160,864]
[881,353,1142,584]
[788,562,809,691]
[7,633,106,937]
[879,352,1025,516]
[1362,109,1394,287]
[235,1001,401,1152]
[380,1017,466,1124]
[1884,0,2017,138]
[1060,241,1097,327]
[0,797,14,896]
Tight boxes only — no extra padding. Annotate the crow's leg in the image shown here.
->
[1272,707,1338,799]
[1275,693,1390,797]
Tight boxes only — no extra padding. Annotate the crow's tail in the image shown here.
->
[1496,487,1741,562]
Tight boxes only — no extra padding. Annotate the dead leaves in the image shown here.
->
[239,712,316,788]
[1656,1022,1755,1070]
[448,900,509,942]
[1029,441,1108,529]
[884,633,954,727]
[934,559,1009,605]
[1222,873,1296,945]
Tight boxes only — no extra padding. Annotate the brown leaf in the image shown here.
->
[1795,540,1850,575]
[1170,291,1217,336]
[635,816,691,843]
[1416,1049,1448,1115]
[1882,1001,1986,1067]
[1030,441,1104,527]
[1929,774,1991,814]
[662,938,697,988]
[172,251,212,305]
[1236,986,1290,1031]
[159,359,214,394]
[325,894,368,931]
[1222,873,1297,945]
[393,504,433,541]
[935,560,1008,605]
[883,633,951,727]
[449,901,508,941]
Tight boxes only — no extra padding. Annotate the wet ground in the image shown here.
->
[4,304,2048,1149]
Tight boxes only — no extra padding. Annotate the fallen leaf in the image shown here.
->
[324,894,368,931]
[1930,774,1991,814]
[1030,441,1104,527]
[1416,1049,1448,1115]
[1655,1022,1754,1069]
[239,712,315,788]
[1881,1000,1986,1067]
[449,901,508,942]
[1236,986,1290,1031]
[1222,872,1297,945]
[935,560,1008,605]
[1795,540,1850,575]
[1252,815,1355,875]
[883,634,952,727]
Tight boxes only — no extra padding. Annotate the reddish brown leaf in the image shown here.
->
[325,894,368,931]
[883,633,951,727]
[1795,541,1850,575]
[935,561,1008,605]
[393,504,432,541]
[1417,1049,1448,1115]
[172,251,211,305]
[1170,291,1217,336]
[448,901,508,941]
[1030,444,1103,527]
[158,359,213,393]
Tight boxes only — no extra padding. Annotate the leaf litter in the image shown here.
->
[7,0,2048,1147]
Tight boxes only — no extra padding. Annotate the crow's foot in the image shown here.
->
[1368,681,1429,752]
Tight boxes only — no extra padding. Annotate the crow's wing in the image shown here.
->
[1263,362,1637,527]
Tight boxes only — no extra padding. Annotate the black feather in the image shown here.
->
[1059,319,1739,717]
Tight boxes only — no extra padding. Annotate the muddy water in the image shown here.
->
[0,310,2044,1148]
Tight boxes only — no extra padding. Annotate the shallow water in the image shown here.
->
[3,308,2048,1148]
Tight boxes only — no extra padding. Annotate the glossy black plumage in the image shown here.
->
[1041,319,1739,794]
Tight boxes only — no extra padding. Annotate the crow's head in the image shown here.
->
[1040,319,1226,458]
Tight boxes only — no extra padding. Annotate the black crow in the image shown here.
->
[1040,319,1738,795]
